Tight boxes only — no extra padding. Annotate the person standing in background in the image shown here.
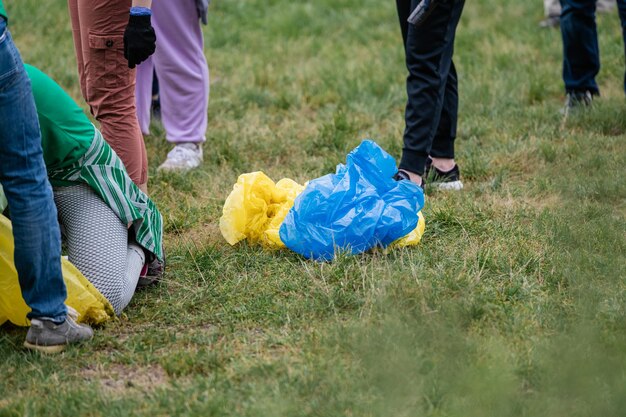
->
[540,0,615,28]
[67,0,157,192]
[394,0,466,191]
[560,0,626,109]
[0,0,93,353]
[135,0,210,173]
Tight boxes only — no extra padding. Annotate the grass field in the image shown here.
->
[1,0,626,415]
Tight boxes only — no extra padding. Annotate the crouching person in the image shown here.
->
[19,64,164,315]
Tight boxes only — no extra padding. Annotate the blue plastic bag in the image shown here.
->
[279,140,425,261]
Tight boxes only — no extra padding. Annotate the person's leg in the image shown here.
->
[430,59,458,171]
[124,243,146,307]
[68,0,88,100]
[54,184,144,315]
[0,22,67,322]
[74,0,148,191]
[561,0,600,94]
[135,56,155,136]
[618,0,626,93]
[152,0,209,145]
[151,70,161,120]
[396,0,411,55]
[398,0,465,183]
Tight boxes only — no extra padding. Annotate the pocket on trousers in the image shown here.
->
[88,33,130,90]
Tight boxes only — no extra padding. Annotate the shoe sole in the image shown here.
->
[23,341,66,354]
[431,180,464,191]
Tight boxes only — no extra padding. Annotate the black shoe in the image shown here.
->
[424,159,464,191]
[562,90,594,113]
[137,250,165,288]
[393,170,424,190]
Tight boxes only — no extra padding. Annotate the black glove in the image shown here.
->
[123,14,156,69]
[407,0,437,27]
[195,0,210,25]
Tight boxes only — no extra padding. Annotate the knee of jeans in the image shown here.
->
[3,180,54,209]
[9,200,58,229]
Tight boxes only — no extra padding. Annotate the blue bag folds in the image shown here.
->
[279,140,425,261]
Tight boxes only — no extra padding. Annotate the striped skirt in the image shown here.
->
[49,128,164,261]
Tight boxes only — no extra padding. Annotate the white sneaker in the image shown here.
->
[157,143,203,172]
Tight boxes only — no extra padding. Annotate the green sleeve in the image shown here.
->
[0,0,6,21]
[24,64,95,177]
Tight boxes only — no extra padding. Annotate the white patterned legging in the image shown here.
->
[53,184,145,315]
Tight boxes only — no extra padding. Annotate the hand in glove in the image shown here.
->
[124,12,156,69]
[195,0,210,25]
[407,0,438,27]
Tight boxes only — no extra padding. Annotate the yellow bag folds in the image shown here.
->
[0,215,113,326]
[219,172,304,248]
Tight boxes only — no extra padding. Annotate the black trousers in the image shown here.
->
[396,0,465,175]
[561,0,626,94]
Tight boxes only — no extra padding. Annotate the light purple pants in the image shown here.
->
[135,0,209,144]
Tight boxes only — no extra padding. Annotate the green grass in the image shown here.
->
[2,0,626,415]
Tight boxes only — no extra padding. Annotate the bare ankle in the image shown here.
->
[430,157,455,172]
[399,169,423,186]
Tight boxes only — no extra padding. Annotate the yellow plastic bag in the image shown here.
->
[391,211,426,247]
[0,215,113,327]
[220,172,304,248]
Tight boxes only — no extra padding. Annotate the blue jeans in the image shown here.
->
[0,19,67,322]
[561,0,626,94]
[396,0,465,175]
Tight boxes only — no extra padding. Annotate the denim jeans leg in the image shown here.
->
[0,22,67,322]
[560,0,600,94]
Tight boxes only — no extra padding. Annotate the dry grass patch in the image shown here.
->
[80,364,170,395]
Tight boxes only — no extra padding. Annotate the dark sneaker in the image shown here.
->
[562,90,594,113]
[137,252,165,288]
[24,316,93,354]
[393,170,424,190]
[539,15,560,28]
[424,160,464,191]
